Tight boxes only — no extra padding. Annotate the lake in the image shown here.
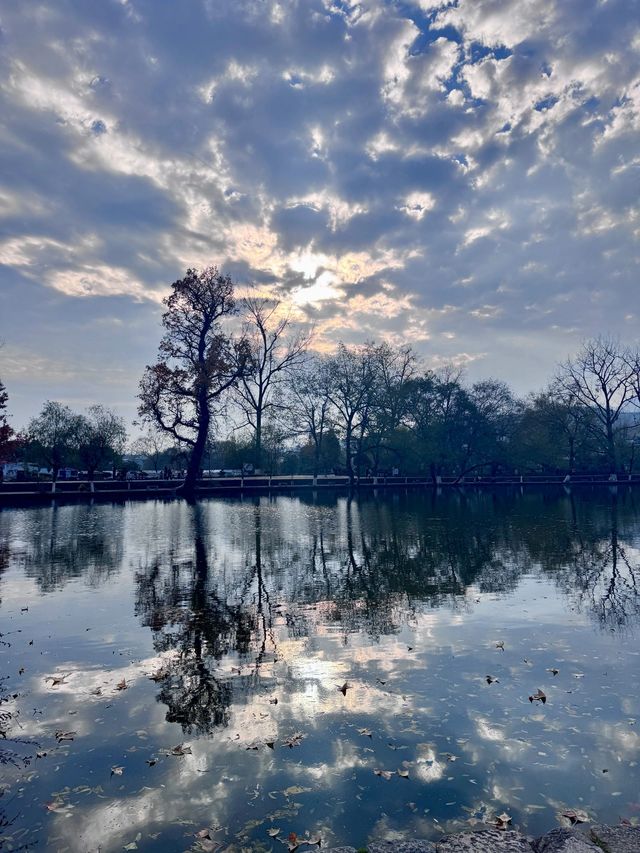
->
[1,488,639,852]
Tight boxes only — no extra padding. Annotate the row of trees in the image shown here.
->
[0,399,127,483]
[2,266,640,490]
[137,267,640,492]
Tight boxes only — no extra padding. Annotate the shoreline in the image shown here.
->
[1,474,638,507]
[325,823,640,852]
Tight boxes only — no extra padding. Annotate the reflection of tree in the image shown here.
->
[558,492,640,630]
[134,502,273,734]
[0,504,123,594]
[0,540,8,608]
[133,488,640,737]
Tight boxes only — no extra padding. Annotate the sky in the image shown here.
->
[0,0,639,430]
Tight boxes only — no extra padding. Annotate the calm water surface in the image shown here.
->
[1,489,639,851]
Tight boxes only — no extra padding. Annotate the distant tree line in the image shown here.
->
[2,267,640,488]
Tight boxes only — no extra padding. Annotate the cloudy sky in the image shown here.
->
[0,0,638,428]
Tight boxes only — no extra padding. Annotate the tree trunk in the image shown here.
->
[568,437,575,474]
[345,424,354,485]
[255,408,262,471]
[181,408,209,496]
[606,420,617,474]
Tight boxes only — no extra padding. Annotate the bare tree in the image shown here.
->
[130,429,169,475]
[0,342,12,456]
[556,336,634,473]
[27,401,83,489]
[326,343,379,483]
[366,342,418,470]
[77,405,127,483]
[234,297,310,470]
[286,355,333,477]
[138,267,249,495]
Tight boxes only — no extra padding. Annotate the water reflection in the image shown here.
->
[0,489,639,851]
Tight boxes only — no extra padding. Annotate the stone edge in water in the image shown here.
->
[323,823,640,853]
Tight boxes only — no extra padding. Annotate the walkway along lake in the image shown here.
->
[1,489,639,851]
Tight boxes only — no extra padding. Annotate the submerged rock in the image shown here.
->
[589,824,640,853]
[531,828,600,852]
[435,829,532,851]
[323,848,359,853]
[368,843,437,853]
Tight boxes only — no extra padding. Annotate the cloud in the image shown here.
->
[0,0,638,425]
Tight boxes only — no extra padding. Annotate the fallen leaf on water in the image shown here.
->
[148,666,170,682]
[547,668,559,676]
[267,828,280,837]
[561,809,588,825]
[486,675,499,685]
[116,678,128,691]
[169,743,192,756]
[197,841,221,852]
[495,812,512,829]
[529,689,547,704]
[123,844,138,851]
[337,683,350,696]
[304,835,321,846]
[397,768,409,778]
[282,732,305,749]
[358,728,373,738]
[374,769,394,780]
[55,730,76,742]
[282,786,311,797]
[46,674,70,687]
[111,766,124,776]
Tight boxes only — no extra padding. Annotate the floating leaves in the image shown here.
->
[337,682,350,696]
[168,743,192,756]
[116,678,128,691]
[374,768,394,780]
[495,812,512,830]
[529,689,547,704]
[267,828,280,837]
[358,727,373,738]
[561,808,589,825]
[148,667,170,682]
[195,828,222,851]
[46,673,70,687]
[281,732,305,749]
[54,730,76,742]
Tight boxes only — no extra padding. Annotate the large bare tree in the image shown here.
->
[326,342,379,483]
[234,297,310,469]
[556,336,634,474]
[138,267,249,495]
